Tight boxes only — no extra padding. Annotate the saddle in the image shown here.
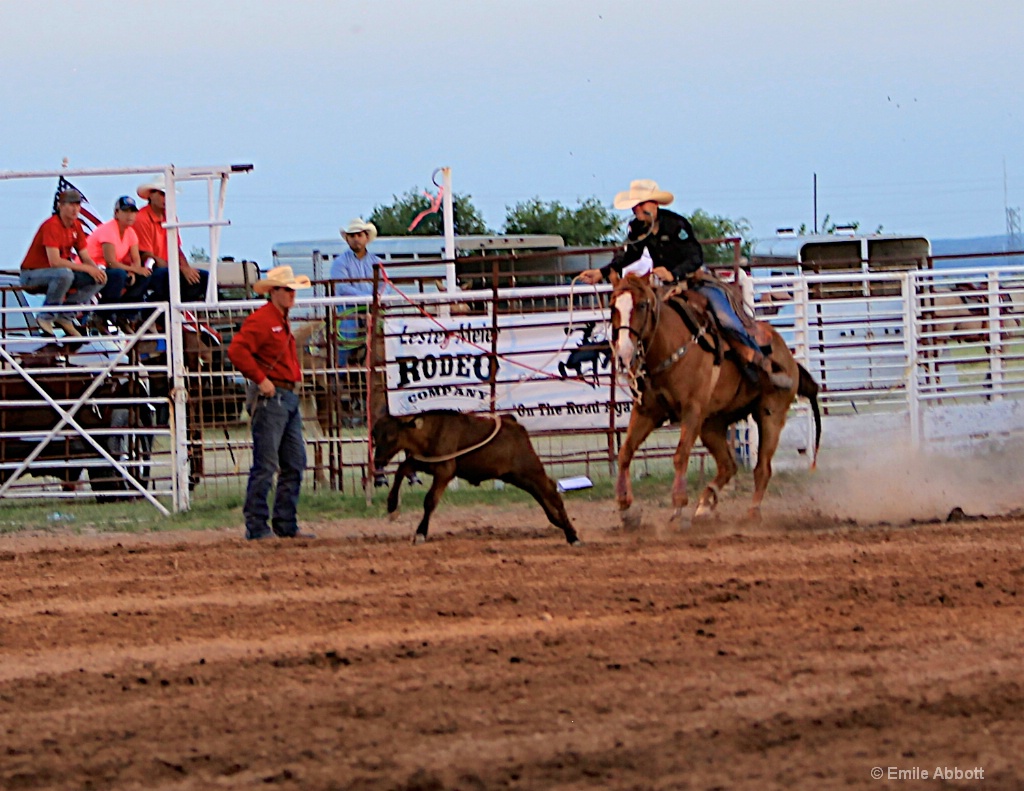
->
[665,273,775,352]
[659,286,723,363]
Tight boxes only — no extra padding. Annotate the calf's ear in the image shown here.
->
[413,417,423,430]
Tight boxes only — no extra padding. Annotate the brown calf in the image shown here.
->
[372,410,581,545]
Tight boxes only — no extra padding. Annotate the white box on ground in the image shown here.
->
[557,476,593,493]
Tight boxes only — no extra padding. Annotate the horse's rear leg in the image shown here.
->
[749,405,787,523]
[694,415,738,520]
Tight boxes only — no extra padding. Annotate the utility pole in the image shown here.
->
[813,172,818,234]
[1006,160,1021,251]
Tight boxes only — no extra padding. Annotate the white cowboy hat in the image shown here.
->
[253,265,313,295]
[340,218,378,243]
[613,179,675,210]
[136,174,181,200]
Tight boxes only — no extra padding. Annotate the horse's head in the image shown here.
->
[610,274,658,372]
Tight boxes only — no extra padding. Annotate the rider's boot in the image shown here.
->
[755,352,794,390]
[735,344,793,390]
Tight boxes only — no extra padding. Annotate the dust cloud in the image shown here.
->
[786,441,1024,524]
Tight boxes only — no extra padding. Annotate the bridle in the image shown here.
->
[612,279,709,399]
[612,285,659,375]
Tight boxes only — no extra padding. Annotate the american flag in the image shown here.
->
[53,176,103,231]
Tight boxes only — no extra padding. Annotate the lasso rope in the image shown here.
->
[410,414,503,463]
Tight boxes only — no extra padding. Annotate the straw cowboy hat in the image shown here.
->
[341,218,378,243]
[613,179,675,210]
[254,265,313,295]
[136,174,180,200]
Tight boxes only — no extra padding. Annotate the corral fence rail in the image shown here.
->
[2,246,1023,509]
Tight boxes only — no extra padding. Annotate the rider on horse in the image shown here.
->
[579,179,793,390]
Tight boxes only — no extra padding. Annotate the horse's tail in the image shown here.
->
[797,363,822,470]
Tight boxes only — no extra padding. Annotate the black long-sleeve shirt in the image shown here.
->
[601,208,704,281]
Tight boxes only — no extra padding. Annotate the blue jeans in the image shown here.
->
[695,280,761,354]
[147,266,210,303]
[336,314,365,366]
[243,388,306,539]
[20,268,104,320]
[98,269,153,321]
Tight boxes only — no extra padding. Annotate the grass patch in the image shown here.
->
[0,467,727,536]
[0,455,817,536]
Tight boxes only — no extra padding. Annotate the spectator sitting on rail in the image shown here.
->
[134,175,210,306]
[19,189,106,337]
[84,196,152,333]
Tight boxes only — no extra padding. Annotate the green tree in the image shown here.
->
[688,209,753,263]
[189,246,210,263]
[368,188,490,236]
[503,197,622,246]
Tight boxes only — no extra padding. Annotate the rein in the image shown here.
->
[411,415,503,464]
[617,285,708,387]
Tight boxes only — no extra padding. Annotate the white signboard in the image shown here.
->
[384,310,634,431]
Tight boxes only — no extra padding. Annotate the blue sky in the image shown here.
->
[1,0,1022,266]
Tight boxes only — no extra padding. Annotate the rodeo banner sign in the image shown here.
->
[383,310,633,431]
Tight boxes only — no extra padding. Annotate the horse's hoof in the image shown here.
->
[669,508,692,530]
[411,533,427,545]
[568,539,584,547]
[620,506,643,530]
[743,507,762,525]
[693,504,714,522]
[388,509,401,522]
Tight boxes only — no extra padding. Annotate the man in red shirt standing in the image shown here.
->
[134,175,210,304]
[19,189,107,337]
[228,266,314,541]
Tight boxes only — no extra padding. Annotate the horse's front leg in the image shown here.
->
[616,407,660,528]
[669,408,703,526]
[693,415,738,520]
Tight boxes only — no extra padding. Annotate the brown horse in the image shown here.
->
[610,274,821,526]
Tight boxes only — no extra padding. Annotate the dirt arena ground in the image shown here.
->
[2,469,1023,790]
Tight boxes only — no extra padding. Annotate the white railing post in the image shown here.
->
[987,270,1004,400]
[163,167,191,512]
[442,167,455,294]
[904,273,921,449]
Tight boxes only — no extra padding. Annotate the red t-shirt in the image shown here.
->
[134,204,186,263]
[227,301,301,384]
[20,215,87,270]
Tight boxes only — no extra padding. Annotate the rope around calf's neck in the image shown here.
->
[410,414,503,463]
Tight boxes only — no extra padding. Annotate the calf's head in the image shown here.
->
[371,414,422,470]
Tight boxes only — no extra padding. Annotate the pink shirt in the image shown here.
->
[85,219,139,268]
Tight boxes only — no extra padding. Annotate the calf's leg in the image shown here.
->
[504,469,581,545]
[386,458,418,519]
[415,461,455,544]
[385,461,407,516]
